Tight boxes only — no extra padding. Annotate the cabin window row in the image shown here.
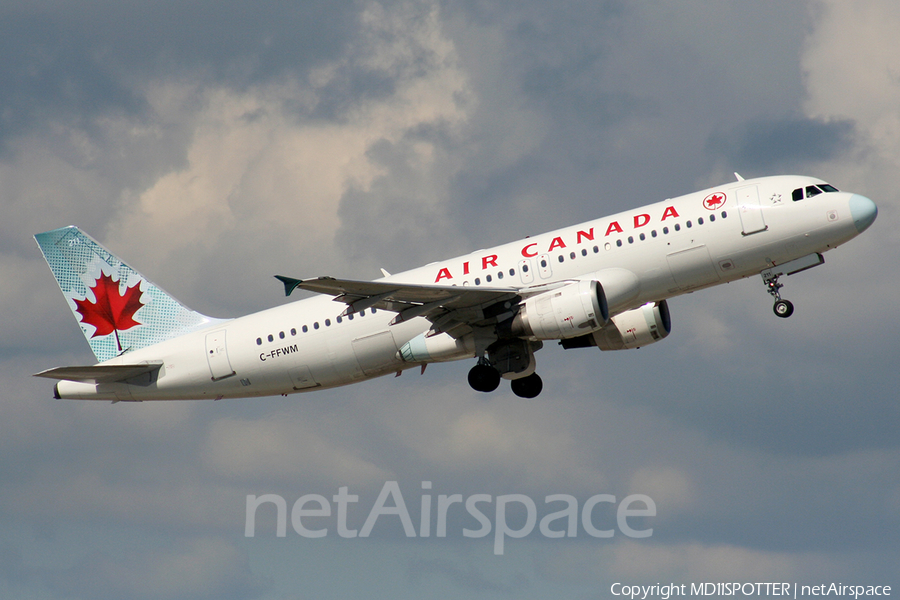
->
[256,308,379,345]
[458,210,728,286]
[610,211,727,247]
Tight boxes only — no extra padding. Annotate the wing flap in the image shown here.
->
[34,362,164,384]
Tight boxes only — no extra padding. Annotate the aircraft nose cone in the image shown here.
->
[849,194,878,233]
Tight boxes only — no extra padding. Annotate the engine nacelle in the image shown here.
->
[511,280,609,340]
[560,300,671,350]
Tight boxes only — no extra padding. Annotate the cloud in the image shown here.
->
[40,538,263,600]
[706,116,857,172]
[4,1,900,598]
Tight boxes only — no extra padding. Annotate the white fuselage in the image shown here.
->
[55,175,870,400]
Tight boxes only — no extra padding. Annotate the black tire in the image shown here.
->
[468,364,501,393]
[773,299,794,318]
[510,373,543,398]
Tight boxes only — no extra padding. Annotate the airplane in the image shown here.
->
[34,174,877,401]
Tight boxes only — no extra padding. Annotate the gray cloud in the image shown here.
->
[707,115,857,172]
[3,0,899,598]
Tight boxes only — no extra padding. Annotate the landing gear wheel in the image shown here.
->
[468,364,501,393]
[510,373,543,398]
[773,299,794,318]
[762,269,794,319]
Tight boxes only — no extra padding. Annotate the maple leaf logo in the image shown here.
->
[74,272,144,353]
[703,192,726,210]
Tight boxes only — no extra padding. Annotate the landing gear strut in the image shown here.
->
[762,271,794,318]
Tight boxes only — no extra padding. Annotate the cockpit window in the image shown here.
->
[793,183,839,201]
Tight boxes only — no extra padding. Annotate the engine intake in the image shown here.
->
[511,280,609,340]
[560,300,671,350]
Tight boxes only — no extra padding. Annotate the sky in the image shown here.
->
[2,1,899,598]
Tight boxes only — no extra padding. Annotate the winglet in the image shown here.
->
[734,172,745,181]
[275,275,303,297]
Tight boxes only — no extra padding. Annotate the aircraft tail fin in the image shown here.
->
[34,226,222,363]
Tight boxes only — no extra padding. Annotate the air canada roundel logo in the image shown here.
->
[703,192,726,210]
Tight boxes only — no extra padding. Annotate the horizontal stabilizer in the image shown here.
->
[34,362,163,384]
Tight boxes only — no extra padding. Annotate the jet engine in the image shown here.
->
[560,300,671,350]
[511,280,609,340]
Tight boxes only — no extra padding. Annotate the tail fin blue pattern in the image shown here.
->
[35,226,222,362]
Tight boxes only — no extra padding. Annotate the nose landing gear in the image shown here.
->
[758,253,825,319]
[763,271,794,318]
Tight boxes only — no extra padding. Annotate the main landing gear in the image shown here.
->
[762,271,794,318]
[467,359,543,398]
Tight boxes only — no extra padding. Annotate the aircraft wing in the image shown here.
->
[275,275,523,336]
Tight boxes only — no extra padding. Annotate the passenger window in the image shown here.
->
[497,271,503,279]
[639,233,645,241]
[325,319,331,327]
[313,322,319,330]
[674,224,681,231]
[698,217,704,225]
[267,334,274,342]
[651,230,657,237]
[279,331,285,339]
[628,236,634,244]
[336,316,342,324]
[616,239,623,247]
[474,278,481,285]
[486,274,492,282]
[558,255,564,263]
[686,221,692,228]
[302,325,308,333]
[663,227,669,234]
[509,268,515,276]
[256,338,262,345]
[593,245,599,253]
[522,264,529,273]
[709,214,715,222]
[291,328,296,335]
[569,252,576,259]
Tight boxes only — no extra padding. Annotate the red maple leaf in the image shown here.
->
[706,193,724,207]
[74,272,144,352]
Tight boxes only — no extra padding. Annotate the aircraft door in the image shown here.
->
[737,185,767,235]
[538,254,553,279]
[518,259,535,284]
[205,330,236,380]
